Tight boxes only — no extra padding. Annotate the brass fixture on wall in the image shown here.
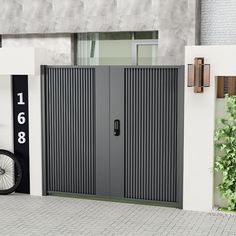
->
[188,57,210,93]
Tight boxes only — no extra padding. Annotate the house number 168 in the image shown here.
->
[17,93,26,144]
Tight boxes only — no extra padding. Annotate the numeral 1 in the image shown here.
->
[17,93,25,105]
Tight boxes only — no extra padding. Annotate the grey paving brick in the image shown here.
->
[0,194,235,236]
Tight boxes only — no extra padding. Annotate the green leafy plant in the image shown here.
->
[215,95,236,211]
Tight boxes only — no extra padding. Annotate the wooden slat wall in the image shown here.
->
[228,77,236,96]
[217,76,236,98]
[217,76,224,98]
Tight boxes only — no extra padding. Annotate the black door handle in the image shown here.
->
[114,119,120,136]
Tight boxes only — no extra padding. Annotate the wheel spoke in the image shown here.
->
[0,153,15,191]
[3,174,13,189]
[2,155,13,169]
[0,176,3,190]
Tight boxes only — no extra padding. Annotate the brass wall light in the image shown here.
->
[188,57,210,93]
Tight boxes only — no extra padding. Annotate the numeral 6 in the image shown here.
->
[17,112,26,125]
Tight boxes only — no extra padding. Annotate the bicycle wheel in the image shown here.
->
[0,150,22,195]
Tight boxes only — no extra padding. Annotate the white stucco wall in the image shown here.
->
[28,74,42,196]
[0,48,35,75]
[2,34,73,65]
[184,45,236,212]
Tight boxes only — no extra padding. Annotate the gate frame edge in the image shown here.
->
[41,65,47,196]
[176,65,185,209]
[39,65,185,207]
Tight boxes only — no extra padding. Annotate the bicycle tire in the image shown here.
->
[0,149,22,195]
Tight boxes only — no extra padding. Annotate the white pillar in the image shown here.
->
[0,48,44,196]
[183,45,236,212]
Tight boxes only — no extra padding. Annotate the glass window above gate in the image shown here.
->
[76,31,158,66]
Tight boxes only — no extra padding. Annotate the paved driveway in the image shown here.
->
[0,194,236,236]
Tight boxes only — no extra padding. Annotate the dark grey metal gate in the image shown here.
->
[41,65,184,208]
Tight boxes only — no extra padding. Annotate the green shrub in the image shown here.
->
[215,95,236,211]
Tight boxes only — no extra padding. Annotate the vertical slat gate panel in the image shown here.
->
[124,68,179,202]
[45,67,95,195]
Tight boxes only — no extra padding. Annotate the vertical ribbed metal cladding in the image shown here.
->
[45,67,95,195]
[124,68,178,202]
